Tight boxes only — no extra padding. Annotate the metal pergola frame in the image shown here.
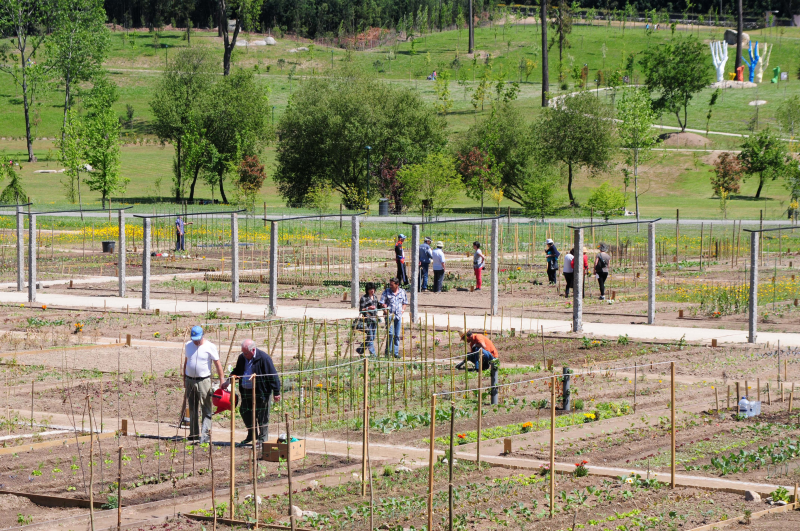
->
[261,212,367,316]
[402,216,505,323]
[134,210,247,310]
[567,219,661,333]
[742,225,798,343]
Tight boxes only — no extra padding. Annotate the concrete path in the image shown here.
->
[3,290,799,347]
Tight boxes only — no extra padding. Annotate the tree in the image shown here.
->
[397,153,463,216]
[776,95,800,138]
[150,47,216,201]
[82,77,127,208]
[640,35,710,132]
[738,127,789,199]
[273,70,446,208]
[534,91,616,204]
[456,103,537,206]
[0,156,27,204]
[55,109,85,204]
[236,154,266,207]
[617,87,659,224]
[710,152,743,196]
[587,182,626,221]
[548,0,572,66]
[0,0,55,162]
[205,69,271,203]
[520,165,562,221]
[434,71,453,115]
[47,0,109,143]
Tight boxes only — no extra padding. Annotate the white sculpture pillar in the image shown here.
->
[710,41,728,83]
[754,43,772,83]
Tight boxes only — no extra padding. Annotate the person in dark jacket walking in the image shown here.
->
[545,239,560,285]
[222,339,282,445]
[395,234,409,285]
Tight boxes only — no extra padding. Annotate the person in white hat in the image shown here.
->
[545,239,560,285]
[431,241,446,292]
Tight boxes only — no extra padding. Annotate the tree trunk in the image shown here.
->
[61,73,72,145]
[755,174,764,198]
[567,162,574,204]
[175,137,182,202]
[188,166,201,201]
[20,59,36,163]
[634,150,640,226]
[468,0,474,53]
[219,171,228,203]
[735,0,743,72]
[541,1,549,107]
[222,18,241,75]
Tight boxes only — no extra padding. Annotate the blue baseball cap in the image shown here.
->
[190,326,204,341]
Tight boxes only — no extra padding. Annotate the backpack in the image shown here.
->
[595,254,608,274]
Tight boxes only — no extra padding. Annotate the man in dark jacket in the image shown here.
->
[222,339,281,445]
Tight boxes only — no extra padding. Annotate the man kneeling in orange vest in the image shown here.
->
[457,331,499,404]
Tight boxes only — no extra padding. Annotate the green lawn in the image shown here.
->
[1,22,799,217]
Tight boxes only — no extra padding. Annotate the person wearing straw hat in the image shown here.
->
[183,326,224,443]
[418,236,433,291]
[222,339,282,445]
[394,234,409,285]
[431,241,446,293]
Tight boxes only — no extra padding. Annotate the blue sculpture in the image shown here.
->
[743,41,760,83]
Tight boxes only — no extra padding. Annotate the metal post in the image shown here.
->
[562,366,571,411]
[231,213,239,302]
[572,228,584,332]
[16,205,23,291]
[351,216,360,309]
[490,219,499,315]
[27,213,36,303]
[118,210,126,297]
[410,224,419,323]
[142,218,151,310]
[269,221,278,315]
[748,232,759,343]
[647,222,656,324]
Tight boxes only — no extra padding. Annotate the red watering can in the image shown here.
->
[212,388,232,414]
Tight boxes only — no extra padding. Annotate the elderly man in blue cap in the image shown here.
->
[183,326,224,443]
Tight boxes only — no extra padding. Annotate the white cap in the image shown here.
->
[546,238,554,244]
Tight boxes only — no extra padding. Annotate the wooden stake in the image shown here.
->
[252,380,259,529]
[361,357,368,497]
[88,400,95,531]
[285,413,295,531]
[448,401,455,531]
[671,362,676,489]
[768,382,771,405]
[477,355,482,465]
[230,376,236,520]
[549,374,555,519]
[715,387,719,412]
[427,395,436,531]
[117,445,123,531]
[758,378,761,402]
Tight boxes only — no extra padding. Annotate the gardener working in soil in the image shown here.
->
[456,331,499,372]
[183,325,224,443]
[222,339,282,445]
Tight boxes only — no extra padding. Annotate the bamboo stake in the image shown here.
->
[252,380,259,529]
[448,400,455,531]
[427,395,436,530]
[88,399,95,531]
[671,362,676,489]
[715,386,719,412]
[117,445,123,530]
[230,376,236,519]
[549,374,555,519]
[361,357,368,497]
[286,413,295,531]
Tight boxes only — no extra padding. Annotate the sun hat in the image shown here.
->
[424,236,432,243]
[436,241,444,248]
[190,326,204,341]
[398,234,406,240]
[545,238,554,244]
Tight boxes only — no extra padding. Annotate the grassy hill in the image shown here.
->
[0,21,798,218]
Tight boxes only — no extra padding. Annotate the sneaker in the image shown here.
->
[474,288,481,291]
[599,296,605,300]
[355,347,364,354]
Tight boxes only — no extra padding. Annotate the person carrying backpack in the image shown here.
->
[594,243,611,300]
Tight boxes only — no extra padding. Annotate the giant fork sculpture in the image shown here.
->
[754,43,772,83]
[743,41,760,83]
[710,41,728,83]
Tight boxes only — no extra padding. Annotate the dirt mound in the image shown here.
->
[658,132,712,147]
[0,494,32,511]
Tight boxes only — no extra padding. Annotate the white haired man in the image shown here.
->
[222,339,282,445]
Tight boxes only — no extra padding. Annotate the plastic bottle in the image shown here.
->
[738,396,750,417]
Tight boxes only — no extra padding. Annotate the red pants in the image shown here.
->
[474,267,482,289]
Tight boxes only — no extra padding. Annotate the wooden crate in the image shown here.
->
[262,439,305,462]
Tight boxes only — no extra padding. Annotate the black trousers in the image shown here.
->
[547,266,557,284]
[597,272,608,297]
[396,260,408,284]
[563,272,574,296]
[432,269,444,292]
[239,387,270,441]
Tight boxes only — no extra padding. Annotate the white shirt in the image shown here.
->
[184,340,219,378]
[563,252,574,273]
[473,249,485,268]
[432,248,446,270]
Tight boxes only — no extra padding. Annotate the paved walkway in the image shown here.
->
[3,290,799,347]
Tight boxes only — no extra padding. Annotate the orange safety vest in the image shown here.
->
[469,333,498,359]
